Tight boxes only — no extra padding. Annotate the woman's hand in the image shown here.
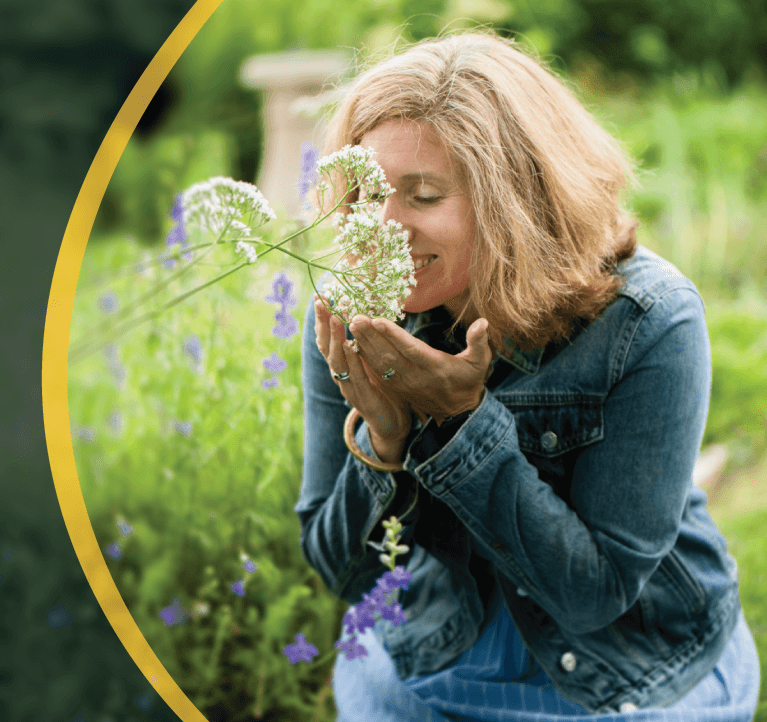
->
[314,294,416,460]
[346,313,494,427]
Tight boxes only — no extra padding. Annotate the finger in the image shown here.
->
[327,313,349,382]
[364,316,437,368]
[349,316,404,375]
[314,299,331,358]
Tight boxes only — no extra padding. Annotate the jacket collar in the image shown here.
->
[400,306,545,375]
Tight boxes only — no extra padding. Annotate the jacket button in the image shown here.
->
[541,430,558,450]
[517,587,529,596]
[619,702,639,713]
[560,651,577,672]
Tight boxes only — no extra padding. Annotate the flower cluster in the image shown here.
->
[182,176,276,239]
[163,195,192,268]
[284,516,413,664]
[315,145,392,204]
[322,204,415,324]
[235,240,258,264]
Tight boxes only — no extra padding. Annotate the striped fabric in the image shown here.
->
[333,584,760,722]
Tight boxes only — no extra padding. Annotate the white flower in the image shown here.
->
[182,177,276,239]
[236,240,258,264]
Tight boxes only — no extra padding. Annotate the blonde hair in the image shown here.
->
[317,29,639,352]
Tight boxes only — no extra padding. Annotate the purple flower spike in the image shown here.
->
[272,311,299,340]
[284,632,319,664]
[98,293,118,314]
[170,194,184,224]
[228,579,246,597]
[266,273,297,309]
[262,352,287,374]
[378,567,413,593]
[159,597,191,627]
[334,635,368,661]
[183,335,203,365]
[301,142,320,174]
[172,421,192,437]
[105,542,123,560]
[263,377,278,389]
[343,602,377,637]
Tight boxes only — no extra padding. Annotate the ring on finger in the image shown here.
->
[382,368,396,380]
[333,370,351,382]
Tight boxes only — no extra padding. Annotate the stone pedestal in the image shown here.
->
[239,50,351,219]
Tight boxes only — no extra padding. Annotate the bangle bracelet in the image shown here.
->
[343,408,406,473]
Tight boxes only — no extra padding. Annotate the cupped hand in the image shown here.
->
[346,312,494,427]
[313,294,416,447]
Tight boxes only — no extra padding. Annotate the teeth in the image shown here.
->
[413,256,437,270]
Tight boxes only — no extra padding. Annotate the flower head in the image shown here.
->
[272,309,299,340]
[159,597,191,627]
[182,177,275,238]
[284,632,320,664]
[235,240,258,264]
[228,579,246,597]
[98,293,118,314]
[262,352,287,374]
[266,273,297,309]
[116,515,133,539]
[183,335,203,365]
[334,635,368,661]
[263,377,278,389]
[104,542,123,560]
[172,421,192,437]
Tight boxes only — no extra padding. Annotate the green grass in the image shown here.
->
[68,78,767,720]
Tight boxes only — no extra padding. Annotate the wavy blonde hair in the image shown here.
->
[317,29,639,352]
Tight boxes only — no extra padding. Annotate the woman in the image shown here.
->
[295,31,760,721]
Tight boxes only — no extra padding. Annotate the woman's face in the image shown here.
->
[358,119,476,319]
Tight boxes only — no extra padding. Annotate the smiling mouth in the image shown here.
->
[412,255,438,271]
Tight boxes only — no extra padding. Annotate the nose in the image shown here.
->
[379,195,414,244]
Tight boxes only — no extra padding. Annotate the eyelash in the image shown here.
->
[363,193,441,205]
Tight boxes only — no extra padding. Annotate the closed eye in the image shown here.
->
[414,196,441,205]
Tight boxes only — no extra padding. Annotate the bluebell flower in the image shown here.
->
[228,578,246,597]
[172,421,192,437]
[284,632,320,664]
[182,335,203,365]
[98,293,118,314]
[108,410,124,435]
[159,597,191,627]
[266,273,298,309]
[47,602,75,629]
[272,309,299,340]
[243,559,257,573]
[263,377,278,390]
[334,635,368,661]
[105,542,123,560]
[262,352,287,374]
[116,515,133,538]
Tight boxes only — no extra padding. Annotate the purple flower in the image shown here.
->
[272,309,299,340]
[263,377,278,389]
[105,542,123,560]
[183,335,203,365]
[266,273,298,309]
[75,426,96,442]
[377,567,413,594]
[301,142,320,175]
[379,600,407,627]
[228,579,246,597]
[159,597,191,627]
[243,559,257,573]
[334,635,368,661]
[342,602,377,637]
[116,516,133,539]
[108,410,124,435]
[262,352,287,374]
[284,632,320,664]
[98,293,118,314]
[172,421,192,437]
[170,194,184,224]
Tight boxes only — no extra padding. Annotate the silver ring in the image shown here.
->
[333,370,351,382]
[382,368,396,380]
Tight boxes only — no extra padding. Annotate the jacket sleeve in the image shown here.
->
[294,292,423,607]
[401,286,712,635]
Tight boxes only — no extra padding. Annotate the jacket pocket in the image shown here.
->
[658,548,706,614]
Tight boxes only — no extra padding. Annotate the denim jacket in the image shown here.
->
[295,245,741,714]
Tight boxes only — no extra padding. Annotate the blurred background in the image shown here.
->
[4,0,767,720]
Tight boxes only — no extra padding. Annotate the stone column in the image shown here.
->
[239,50,351,219]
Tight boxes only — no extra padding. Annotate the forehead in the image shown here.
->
[359,119,458,181]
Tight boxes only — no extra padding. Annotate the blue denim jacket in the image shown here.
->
[295,245,741,714]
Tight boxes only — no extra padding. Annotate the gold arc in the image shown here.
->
[42,1,224,721]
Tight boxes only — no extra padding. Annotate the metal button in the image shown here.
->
[541,430,558,451]
[619,702,639,713]
[560,651,577,672]
[517,587,529,597]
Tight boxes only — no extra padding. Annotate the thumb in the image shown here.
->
[468,318,490,354]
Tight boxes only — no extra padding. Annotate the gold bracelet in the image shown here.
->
[343,408,406,473]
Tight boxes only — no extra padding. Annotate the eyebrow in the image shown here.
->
[398,172,446,183]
